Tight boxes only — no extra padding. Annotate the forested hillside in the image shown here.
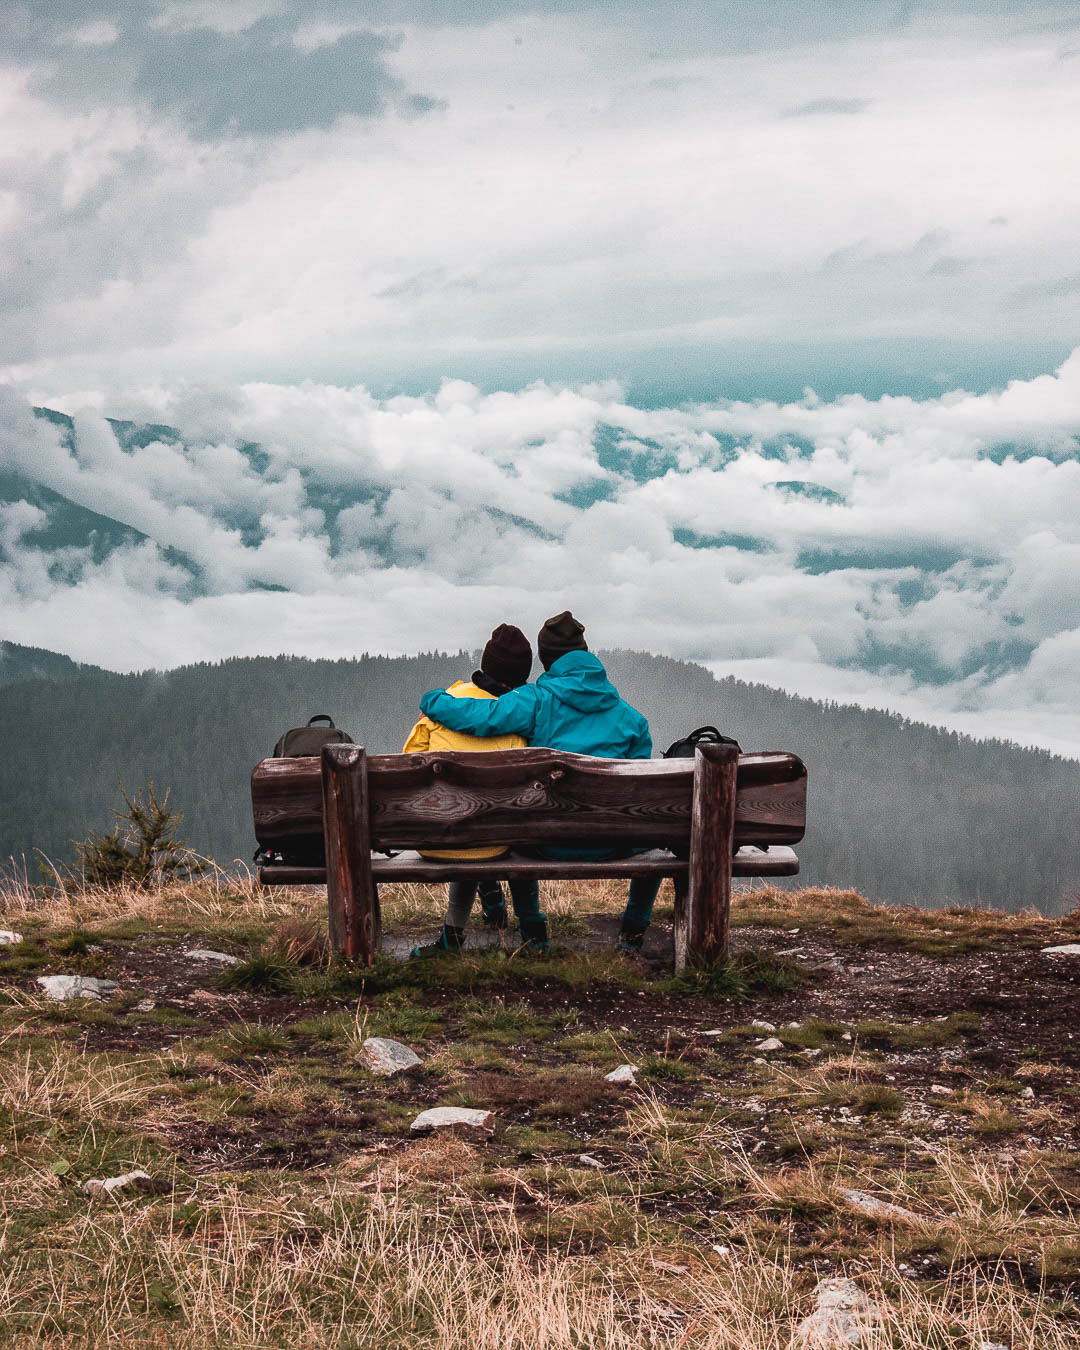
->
[2,644,1078,915]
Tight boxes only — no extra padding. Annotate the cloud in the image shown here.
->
[2,350,1080,753]
[781,97,872,117]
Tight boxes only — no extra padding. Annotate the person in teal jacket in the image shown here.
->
[418,610,663,952]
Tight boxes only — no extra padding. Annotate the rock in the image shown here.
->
[356,1037,422,1077]
[711,1244,731,1256]
[840,1188,919,1223]
[841,1032,853,1042]
[802,1048,823,1059]
[82,1170,169,1197]
[183,949,239,965]
[702,1029,725,1037]
[37,975,117,1002]
[0,930,23,945]
[604,1064,640,1086]
[785,1020,802,1028]
[930,1084,952,1096]
[750,1019,776,1032]
[133,999,156,1014]
[577,1154,605,1170]
[755,1037,784,1052]
[977,1342,1009,1350]
[1019,1086,1034,1100]
[410,1107,494,1139]
[189,988,226,1003]
[793,1276,881,1347]
[1041,943,1080,956]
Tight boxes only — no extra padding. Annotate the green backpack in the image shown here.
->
[272,714,354,758]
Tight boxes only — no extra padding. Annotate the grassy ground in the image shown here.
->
[1,874,1078,1348]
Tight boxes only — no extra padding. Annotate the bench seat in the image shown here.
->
[260,844,800,887]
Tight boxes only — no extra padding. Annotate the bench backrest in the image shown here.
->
[252,746,807,855]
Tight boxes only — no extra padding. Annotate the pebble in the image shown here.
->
[701,1029,725,1037]
[841,1032,853,1042]
[577,1154,605,1170]
[605,1064,640,1086]
[133,999,156,1014]
[930,1084,951,1095]
[802,1048,823,1059]
[840,1188,919,1223]
[82,1170,169,1197]
[1019,1086,1034,1100]
[755,1037,784,1052]
[0,930,23,945]
[1041,943,1080,955]
[37,975,118,1002]
[410,1107,494,1139]
[750,1019,776,1032]
[183,949,239,965]
[356,1037,422,1077]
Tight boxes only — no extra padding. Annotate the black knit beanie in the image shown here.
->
[480,624,533,689]
[537,610,587,669]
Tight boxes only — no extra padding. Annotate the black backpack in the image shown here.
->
[272,714,354,758]
[663,725,741,759]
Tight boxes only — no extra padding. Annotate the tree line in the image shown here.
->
[2,642,1078,915]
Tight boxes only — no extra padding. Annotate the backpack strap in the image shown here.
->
[307,714,335,727]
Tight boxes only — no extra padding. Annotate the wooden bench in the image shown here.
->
[251,742,807,974]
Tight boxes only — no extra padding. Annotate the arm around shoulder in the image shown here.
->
[420,684,539,738]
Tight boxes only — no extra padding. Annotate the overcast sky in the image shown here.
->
[1,0,1079,755]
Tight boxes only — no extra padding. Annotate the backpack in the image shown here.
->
[663,725,741,759]
[272,714,354,758]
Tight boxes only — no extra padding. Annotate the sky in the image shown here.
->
[1,0,1079,755]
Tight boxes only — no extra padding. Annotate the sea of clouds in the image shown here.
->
[2,353,1079,756]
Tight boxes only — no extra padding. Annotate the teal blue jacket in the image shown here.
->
[419,650,652,760]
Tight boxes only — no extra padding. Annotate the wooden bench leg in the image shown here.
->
[674,741,739,973]
[321,744,381,964]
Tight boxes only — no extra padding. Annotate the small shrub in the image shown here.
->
[218,955,294,994]
[72,779,206,890]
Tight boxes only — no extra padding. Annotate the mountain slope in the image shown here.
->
[1,648,1077,915]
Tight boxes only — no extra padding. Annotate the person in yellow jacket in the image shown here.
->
[406,624,537,956]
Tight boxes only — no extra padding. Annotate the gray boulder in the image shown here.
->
[37,975,117,1002]
[604,1064,640,1086]
[357,1037,422,1077]
[82,1170,169,1197]
[793,1276,881,1346]
[410,1107,495,1139]
[183,948,239,965]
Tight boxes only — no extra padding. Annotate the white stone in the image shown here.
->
[755,1037,784,1052]
[82,1170,163,1197]
[1041,943,1080,955]
[977,1342,1009,1350]
[356,1037,422,1077]
[605,1064,640,1086]
[0,930,23,945]
[840,1188,919,1223]
[37,975,117,1002]
[793,1276,881,1346]
[702,1029,726,1037]
[785,1021,802,1028]
[1020,1086,1034,1100]
[577,1154,605,1170]
[410,1107,494,1139]
[133,999,156,1014]
[183,948,239,965]
[802,1048,823,1059]
[750,1019,776,1032]
[930,1084,952,1096]
[841,1032,853,1042]
[711,1244,731,1256]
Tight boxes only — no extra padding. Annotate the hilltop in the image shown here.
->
[0,873,1077,1347]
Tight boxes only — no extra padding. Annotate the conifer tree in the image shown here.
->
[74,779,206,889]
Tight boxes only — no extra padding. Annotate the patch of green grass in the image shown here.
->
[217,954,294,995]
[0,941,50,974]
[459,996,576,1044]
[218,1021,290,1059]
[640,1055,699,1082]
[855,1012,980,1050]
[661,947,808,1000]
[290,1012,355,1042]
[370,991,446,1042]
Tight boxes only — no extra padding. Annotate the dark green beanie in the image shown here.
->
[537,610,587,668]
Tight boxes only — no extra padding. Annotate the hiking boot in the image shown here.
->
[516,918,549,953]
[616,924,646,954]
[478,880,508,929]
[410,925,465,959]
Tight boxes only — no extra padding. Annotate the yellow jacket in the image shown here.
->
[402,680,526,859]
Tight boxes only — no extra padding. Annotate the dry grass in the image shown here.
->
[1,875,1079,1346]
